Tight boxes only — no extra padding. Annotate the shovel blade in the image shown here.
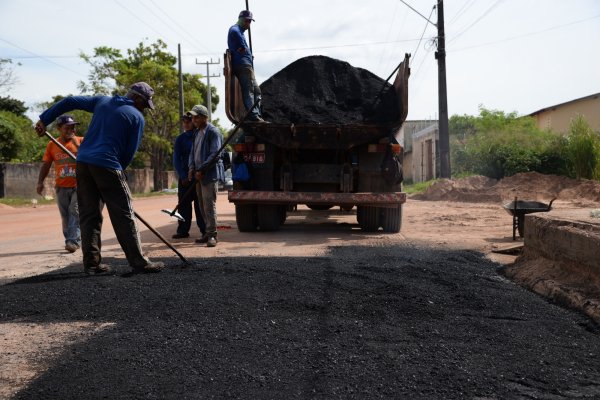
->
[161,209,185,222]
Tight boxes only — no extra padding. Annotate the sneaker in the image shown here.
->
[171,233,190,239]
[84,264,112,275]
[132,261,164,274]
[207,236,217,247]
[195,235,208,244]
[65,242,79,253]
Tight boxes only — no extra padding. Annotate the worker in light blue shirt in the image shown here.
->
[227,9,265,122]
[171,113,206,239]
[34,82,164,276]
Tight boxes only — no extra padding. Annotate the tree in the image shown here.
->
[565,115,599,180]
[79,40,220,190]
[0,96,27,116]
[0,58,20,94]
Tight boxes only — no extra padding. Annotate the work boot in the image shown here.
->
[171,232,190,239]
[207,236,218,247]
[84,264,112,275]
[65,242,79,253]
[195,234,208,244]
[132,261,164,274]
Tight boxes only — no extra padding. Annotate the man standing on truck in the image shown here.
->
[34,82,164,275]
[187,104,225,247]
[227,9,265,122]
[36,114,82,253]
[171,113,206,240]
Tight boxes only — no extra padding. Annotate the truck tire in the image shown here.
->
[381,204,402,233]
[235,204,258,232]
[279,206,287,225]
[357,205,380,232]
[257,205,281,231]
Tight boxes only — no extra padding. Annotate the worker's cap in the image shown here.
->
[129,82,155,110]
[188,104,209,117]
[56,114,79,126]
[182,112,193,121]
[239,10,254,21]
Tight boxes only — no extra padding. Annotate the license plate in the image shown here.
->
[244,153,265,163]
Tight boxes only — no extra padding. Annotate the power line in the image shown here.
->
[411,5,436,66]
[397,0,437,27]
[448,0,476,25]
[449,0,504,44]
[0,37,85,78]
[450,13,600,52]
[112,0,175,44]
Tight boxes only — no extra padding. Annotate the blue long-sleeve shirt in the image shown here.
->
[39,95,145,170]
[228,23,253,67]
[173,129,196,179]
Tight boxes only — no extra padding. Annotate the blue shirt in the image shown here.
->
[39,95,145,170]
[228,23,253,67]
[173,129,196,179]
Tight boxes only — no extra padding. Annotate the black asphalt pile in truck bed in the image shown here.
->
[260,55,399,125]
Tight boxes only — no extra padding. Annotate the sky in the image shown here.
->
[1,0,599,129]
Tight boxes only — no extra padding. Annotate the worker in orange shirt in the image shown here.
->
[36,115,83,253]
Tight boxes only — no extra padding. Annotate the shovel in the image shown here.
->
[160,98,261,221]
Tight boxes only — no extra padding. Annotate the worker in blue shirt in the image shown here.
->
[171,113,206,239]
[34,82,164,276]
[227,9,265,122]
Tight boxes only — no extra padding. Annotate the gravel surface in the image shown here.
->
[2,243,599,399]
[260,55,399,124]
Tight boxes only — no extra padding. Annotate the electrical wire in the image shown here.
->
[0,37,85,78]
[449,0,504,44]
[450,13,600,53]
[411,5,436,66]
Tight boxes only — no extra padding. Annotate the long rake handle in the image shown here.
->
[168,97,260,217]
[42,131,190,265]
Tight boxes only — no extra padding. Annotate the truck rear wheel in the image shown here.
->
[381,204,402,233]
[235,204,258,232]
[357,206,380,232]
[257,205,281,231]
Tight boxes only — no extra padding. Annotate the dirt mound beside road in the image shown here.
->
[413,172,600,204]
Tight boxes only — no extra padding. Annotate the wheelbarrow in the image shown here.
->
[502,197,556,240]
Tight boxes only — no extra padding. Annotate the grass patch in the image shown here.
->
[0,197,55,207]
[403,180,437,195]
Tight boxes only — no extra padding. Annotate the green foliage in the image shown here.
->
[0,96,27,116]
[450,107,568,179]
[403,179,437,195]
[78,39,220,188]
[0,111,43,162]
[0,111,22,161]
[565,115,599,179]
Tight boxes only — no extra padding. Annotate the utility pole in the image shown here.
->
[436,0,451,178]
[177,44,184,132]
[195,58,221,122]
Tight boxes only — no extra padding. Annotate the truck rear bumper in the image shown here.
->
[228,191,406,207]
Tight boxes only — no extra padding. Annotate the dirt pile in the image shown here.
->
[412,172,600,204]
[260,55,399,125]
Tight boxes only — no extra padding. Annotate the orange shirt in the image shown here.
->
[42,136,83,188]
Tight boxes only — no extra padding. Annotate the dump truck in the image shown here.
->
[224,51,410,233]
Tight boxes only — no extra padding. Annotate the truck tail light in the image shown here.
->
[368,144,403,153]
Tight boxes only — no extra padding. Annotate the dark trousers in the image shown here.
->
[76,162,148,269]
[176,180,206,236]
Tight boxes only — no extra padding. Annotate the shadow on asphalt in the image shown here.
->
[2,245,599,399]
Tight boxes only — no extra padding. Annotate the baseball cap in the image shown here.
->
[188,105,209,117]
[129,82,155,110]
[239,10,254,21]
[56,115,79,126]
[182,113,193,121]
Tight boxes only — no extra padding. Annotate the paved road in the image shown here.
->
[1,195,598,399]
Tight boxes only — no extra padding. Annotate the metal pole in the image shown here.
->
[206,62,212,122]
[178,43,184,131]
[436,0,451,178]
[246,0,253,54]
